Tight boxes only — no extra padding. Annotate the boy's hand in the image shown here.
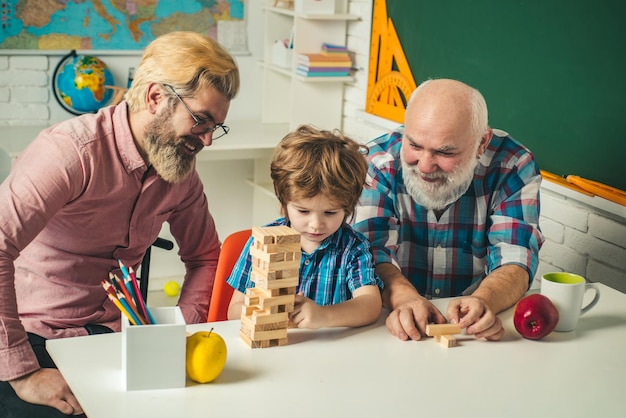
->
[289,293,326,329]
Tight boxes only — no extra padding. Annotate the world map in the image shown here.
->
[0,0,245,50]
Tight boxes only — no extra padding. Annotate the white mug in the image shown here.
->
[540,272,600,332]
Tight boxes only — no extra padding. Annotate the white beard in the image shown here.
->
[401,152,478,210]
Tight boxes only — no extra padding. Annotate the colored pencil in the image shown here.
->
[106,293,137,325]
[101,280,146,325]
[129,266,156,324]
[118,259,154,324]
[117,293,144,326]
[108,272,136,311]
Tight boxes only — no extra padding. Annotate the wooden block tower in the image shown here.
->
[239,226,300,348]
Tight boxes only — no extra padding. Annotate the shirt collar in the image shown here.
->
[114,102,148,174]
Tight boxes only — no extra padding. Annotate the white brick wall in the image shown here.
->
[0,0,624,293]
[0,55,50,125]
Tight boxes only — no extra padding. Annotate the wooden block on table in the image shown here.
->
[243,325,288,341]
[240,330,288,348]
[425,323,462,336]
[438,334,457,348]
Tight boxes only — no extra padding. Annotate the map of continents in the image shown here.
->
[0,0,244,50]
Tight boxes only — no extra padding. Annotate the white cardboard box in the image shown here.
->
[272,40,293,68]
[121,306,186,390]
[294,0,336,15]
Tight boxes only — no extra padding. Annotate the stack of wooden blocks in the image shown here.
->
[239,226,301,348]
[425,323,462,348]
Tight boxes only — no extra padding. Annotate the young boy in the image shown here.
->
[227,125,383,328]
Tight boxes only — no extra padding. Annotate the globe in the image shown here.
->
[53,51,115,115]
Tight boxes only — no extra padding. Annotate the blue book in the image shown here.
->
[296,69,350,77]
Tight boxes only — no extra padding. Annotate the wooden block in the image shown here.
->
[251,226,300,245]
[240,330,289,349]
[260,242,301,254]
[241,305,260,316]
[251,227,277,244]
[251,267,299,281]
[250,327,288,341]
[251,311,289,325]
[246,286,296,298]
[250,246,301,263]
[251,272,299,290]
[254,258,301,273]
[243,287,295,310]
[241,315,288,331]
[273,226,301,243]
[438,334,457,348]
[425,323,462,336]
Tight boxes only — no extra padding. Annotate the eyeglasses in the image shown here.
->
[163,84,229,139]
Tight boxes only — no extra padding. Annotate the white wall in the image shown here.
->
[0,0,624,293]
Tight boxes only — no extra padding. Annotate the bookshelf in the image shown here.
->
[261,1,359,131]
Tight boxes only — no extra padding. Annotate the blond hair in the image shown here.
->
[271,125,368,220]
[126,31,239,111]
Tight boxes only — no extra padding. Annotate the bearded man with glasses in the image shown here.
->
[0,31,239,417]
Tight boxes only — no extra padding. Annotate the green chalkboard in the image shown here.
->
[386,0,626,191]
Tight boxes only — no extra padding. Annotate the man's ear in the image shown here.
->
[478,128,493,156]
[146,82,165,114]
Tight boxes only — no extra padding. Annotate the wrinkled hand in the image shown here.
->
[385,295,447,341]
[447,296,504,341]
[10,368,84,415]
[290,294,325,329]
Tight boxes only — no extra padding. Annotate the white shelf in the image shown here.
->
[261,1,357,130]
[265,6,359,21]
[197,120,288,161]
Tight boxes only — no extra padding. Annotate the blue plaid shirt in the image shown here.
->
[352,127,543,299]
[227,219,383,305]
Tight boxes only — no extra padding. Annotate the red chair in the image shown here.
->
[207,229,251,322]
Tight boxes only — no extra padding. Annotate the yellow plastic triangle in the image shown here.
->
[366,0,417,123]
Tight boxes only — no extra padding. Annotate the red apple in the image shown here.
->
[513,294,559,340]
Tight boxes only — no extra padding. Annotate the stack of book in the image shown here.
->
[296,43,352,77]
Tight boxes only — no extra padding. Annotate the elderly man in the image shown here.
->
[353,79,543,342]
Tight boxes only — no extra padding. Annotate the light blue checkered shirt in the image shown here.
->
[352,127,544,299]
[227,219,383,305]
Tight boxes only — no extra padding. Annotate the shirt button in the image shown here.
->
[434,288,441,295]
[304,260,310,265]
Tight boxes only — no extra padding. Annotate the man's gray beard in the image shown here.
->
[143,110,195,184]
[401,152,478,210]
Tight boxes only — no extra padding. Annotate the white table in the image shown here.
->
[47,283,626,418]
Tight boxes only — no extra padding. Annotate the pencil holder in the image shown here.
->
[121,306,186,390]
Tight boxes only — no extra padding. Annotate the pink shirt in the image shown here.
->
[0,103,220,380]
